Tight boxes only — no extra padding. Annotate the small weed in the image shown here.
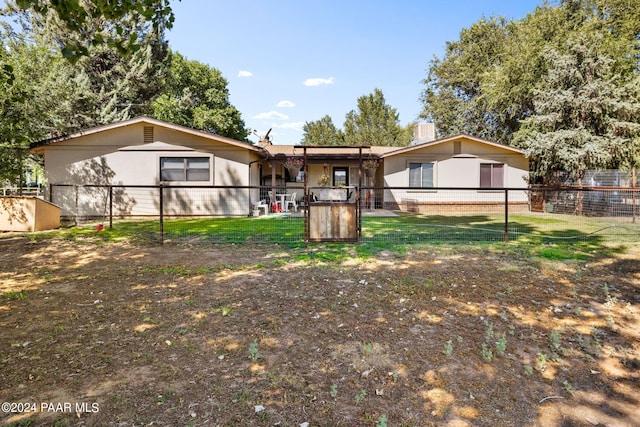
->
[605,316,615,328]
[354,389,367,404]
[495,333,507,357]
[219,306,233,317]
[524,364,533,376]
[484,320,494,342]
[563,380,576,397]
[603,284,618,308]
[537,353,548,371]
[248,339,260,361]
[330,384,338,398]
[376,415,388,427]
[363,343,373,354]
[500,310,509,322]
[457,335,463,344]
[232,389,252,405]
[549,329,562,351]
[443,340,453,356]
[3,290,27,300]
[481,343,493,363]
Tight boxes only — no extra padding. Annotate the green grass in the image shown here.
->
[13,211,638,262]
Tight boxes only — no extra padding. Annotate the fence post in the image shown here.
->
[74,185,79,226]
[159,184,164,244]
[504,189,509,243]
[109,185,113,230]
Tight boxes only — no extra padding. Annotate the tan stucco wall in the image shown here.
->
[41,122,260,217]
[0,197,60,232]
[382,138,530,207]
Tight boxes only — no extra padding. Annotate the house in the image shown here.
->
[380,133,530,212]
[29,118,529,218]
[30,117,264,217]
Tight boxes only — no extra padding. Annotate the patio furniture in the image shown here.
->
[270,196,282,213]
[284,192,298,212]
[252,199,269,216]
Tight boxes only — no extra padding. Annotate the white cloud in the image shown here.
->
[238,70,253,77]
[253,111,289,120]
[303,77,335,87]
[276,100,295,108]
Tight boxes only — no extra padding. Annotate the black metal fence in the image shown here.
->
[48,184,640,244]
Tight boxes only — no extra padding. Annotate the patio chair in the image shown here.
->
[284,192,298,212]
[252,199,269,215]
[269,195,282,213]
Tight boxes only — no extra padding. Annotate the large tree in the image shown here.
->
[301,115,344,146]
[421,0,640,152]
[420,16,510,142]
[151,52,249,141]
[343,88,409,146]
[13,0,176,60]
[513,37,640,181]
[0,1,171,185]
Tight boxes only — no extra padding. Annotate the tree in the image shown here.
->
[420,16,510,141]
[420,0,640,146]
[151,52,249,141]
[13,0,176,61]
[513,37,640,181]
[301,115,343,146]
[0,2,171,184]
[343,88,408,146]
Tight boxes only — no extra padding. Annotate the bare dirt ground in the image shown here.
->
[0,236,638,427]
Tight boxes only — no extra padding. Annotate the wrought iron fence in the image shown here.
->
[48,184,640,244]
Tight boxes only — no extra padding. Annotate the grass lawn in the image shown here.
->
[36,211,640,246]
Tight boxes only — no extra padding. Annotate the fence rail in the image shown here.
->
[49,184,640,244]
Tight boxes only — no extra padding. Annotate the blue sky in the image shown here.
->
[167,0,545,145]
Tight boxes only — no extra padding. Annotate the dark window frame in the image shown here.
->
[479,163,504,188]
[160,157,211,182]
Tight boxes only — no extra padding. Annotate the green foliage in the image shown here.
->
[481,343,493,363]
[248,339,260,361]
[420,0,640,174]
[330,383,338,398]
[354,389,367,403]
[303,89,409,146]
[1,1,170,183]
[344,88,408,146]
[151,52,249,141]
[302,115,344,146]
[13,0,176,61]
[443,340,453,356]
[513,36,640,179]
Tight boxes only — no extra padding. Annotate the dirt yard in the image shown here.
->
[0,236,638,426]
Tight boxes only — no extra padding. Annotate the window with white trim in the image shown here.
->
[409,163,434,188]
[160,157,211,182]
[479,163,504,188]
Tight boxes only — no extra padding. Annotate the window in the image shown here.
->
[333,167,349,186]
[480,163,504,188]
[409,163,433,188]
[160,157,210,182]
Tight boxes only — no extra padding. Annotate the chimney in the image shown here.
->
[413,123,435,142]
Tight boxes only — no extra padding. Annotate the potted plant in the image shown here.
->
[363,159,380,177]
[285,157,304,180]
[317,173,331,186]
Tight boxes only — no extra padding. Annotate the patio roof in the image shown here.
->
[262,145,396,162]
